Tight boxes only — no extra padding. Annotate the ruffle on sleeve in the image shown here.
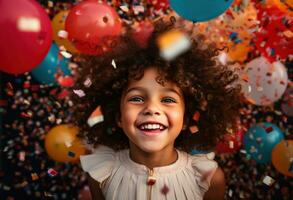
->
[80,145,117,184]
[190,152,218,195]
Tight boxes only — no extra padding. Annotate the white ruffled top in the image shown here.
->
[80,145,218,200]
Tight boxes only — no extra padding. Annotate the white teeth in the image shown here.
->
[139,123,164,130]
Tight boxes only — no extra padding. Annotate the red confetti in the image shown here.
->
[192,111,200,121]
[161,184,169,195]
[265,126,273,133]
[47,168,58,177]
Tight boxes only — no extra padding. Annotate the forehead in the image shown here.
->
[126,67,181,92]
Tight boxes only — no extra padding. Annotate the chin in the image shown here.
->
[136,142,166,154]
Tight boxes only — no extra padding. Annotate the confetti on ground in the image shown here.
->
[111,59,117,69]
[262,176,275,186]
[47,168,58,177]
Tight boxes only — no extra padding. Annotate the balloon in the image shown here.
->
[216,128,244,154]
[281,86,293,117]
[0,0,52,74]
[52,10,79,53]
[169,0,233,22]
[272,140,293,177]
[243,122,284,163]
[31,43,71,85]
[132,20,154,48]
[242,57,288,106]
[45,124,86,163]
[65,1,122,55]
[190,149,210,155]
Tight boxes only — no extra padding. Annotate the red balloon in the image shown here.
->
[0,0,52,75]
[216,128,244,154]
[65,1,122,55]
[132,20,154,48]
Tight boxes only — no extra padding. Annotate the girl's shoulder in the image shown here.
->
[185,151,219,192]
[80,145,118,184]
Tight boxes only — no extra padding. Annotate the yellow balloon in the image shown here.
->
[45,124,86,163]
[271,140,293,177]
[52,11,79,53]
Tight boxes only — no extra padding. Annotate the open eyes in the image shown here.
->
[128,96,177,103]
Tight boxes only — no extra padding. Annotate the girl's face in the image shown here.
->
[118,67,185,153]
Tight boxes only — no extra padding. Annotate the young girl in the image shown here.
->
[71,20,242,200]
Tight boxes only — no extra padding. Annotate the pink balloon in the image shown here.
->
[0,0,52,75]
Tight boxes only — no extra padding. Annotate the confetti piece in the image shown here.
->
[189,125,199,134]
[157,29,191,61]
[161,184,169,195]
[60,50,72,59]
[47,1,53,7]
[64,141,72,148]
[262,175,275,186]
[47,168,58,177]
[87,106,104,127]
[112,59,117,69]
[192,111,200,121]
[57,30,68,39]
[31,173,39,181]
[265,126,273,133]
[19,151,26,161]
[133,5,145,15]
[283,30,293,38]
[44,192,54,197]
[240,149,247,154]
[228,189,233,197]
[120,5,129,12]
[229,141,234,149]
[83,78,92,87]
[73,89,85,97]
[17,17,40,32]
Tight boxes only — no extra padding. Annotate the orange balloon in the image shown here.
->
[271,140,293,177]
[52,11,79,53]
[45,124,86,163]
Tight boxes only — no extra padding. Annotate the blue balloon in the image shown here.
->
[243,123,284,164]
[170,0,233,22]
[190,149,210,155]
[31,43,71,85]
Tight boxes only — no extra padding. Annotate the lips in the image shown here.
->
[136,121,168,136]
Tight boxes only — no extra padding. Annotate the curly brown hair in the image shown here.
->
[70,20,242,153]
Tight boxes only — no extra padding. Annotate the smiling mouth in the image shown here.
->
[136,123,168,136]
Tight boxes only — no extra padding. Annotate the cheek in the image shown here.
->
[121,105,138,126]
[168,109,184,125]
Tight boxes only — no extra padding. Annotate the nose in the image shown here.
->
[142,101,161,116]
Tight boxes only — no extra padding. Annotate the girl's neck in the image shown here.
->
[128,144,178,169]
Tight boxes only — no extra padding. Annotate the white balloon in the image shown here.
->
[242,57,288,106]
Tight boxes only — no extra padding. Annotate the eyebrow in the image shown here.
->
[125,87,183,98]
